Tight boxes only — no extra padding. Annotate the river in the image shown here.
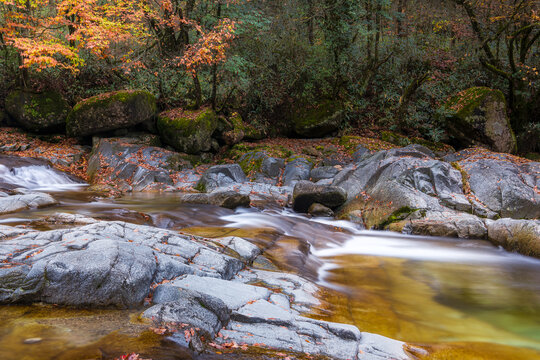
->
[1,165,540,359]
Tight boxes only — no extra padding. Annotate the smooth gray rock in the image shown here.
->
[196,164,247,192]
[0,193,57,215]
[208,190,250,209]
[143,288,230,337]
[399,210,488,239]
[334,145,472,228]
[283,158,313,187]
[310,166,340,182]
[168,275,270,310]
[458,150,540,219]
[0,221,247,307]
[293,180,347,213]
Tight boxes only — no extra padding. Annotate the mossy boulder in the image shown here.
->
[443,87,517,153]
[157,107,218,154]
[293,100,343,138]
[5,90,70,132]
[216,112,266,144]
[66,90,157,137]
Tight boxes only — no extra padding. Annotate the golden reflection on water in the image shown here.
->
[310,255,540,360]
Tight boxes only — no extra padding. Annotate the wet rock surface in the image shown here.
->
[292,180,347,213]
[0,220,409,359]
[88,137,194,191]
[0,193,57,215]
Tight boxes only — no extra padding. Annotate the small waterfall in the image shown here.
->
[0,164,85,191]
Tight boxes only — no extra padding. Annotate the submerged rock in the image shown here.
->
[67,90,157,137]
[5,90,70,132]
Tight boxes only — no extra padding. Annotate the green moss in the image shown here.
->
[67,90,156,128]
[227,143,292,161]
[239,156,264,177]
[5,90,69,131]
[378,206,420,229]
[445,87,505,121]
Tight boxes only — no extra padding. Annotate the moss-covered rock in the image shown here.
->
[215,112,266,144]
[66,90,157,137]
[443,87,517,153]
[5,90,70,132]
[293,100,343,138]
[157,107,218,154]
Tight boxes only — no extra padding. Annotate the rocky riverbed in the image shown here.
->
[0,128,539,359]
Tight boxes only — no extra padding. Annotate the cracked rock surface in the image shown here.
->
[0,220,410,359]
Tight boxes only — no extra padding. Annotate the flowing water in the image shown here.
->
[1,165,540,359]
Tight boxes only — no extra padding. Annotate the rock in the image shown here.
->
[457,149,540,219]
[283,158,313,187]
[0,193,57,215]
[308,203,334,217]
[179,190,251,209]
[157,108,218,154]
[208,190,250,209]
[237,151,285,184]
[211,183,291,207]
[261,156,285,178]
[195,164,247,192]
[143,288,230,337]
[292,100,343,138]
[310,166,340,182]
[87,137,192,191]
[443,87,517,153]
[66,90,157,137]
[166,275,271,310]
[486,218,540,257]
[5,90,70,132]
[222,129,244,145]
[334,145,472,229]
[392,210,488,239]
[293,181,347,213]
[0,221,246,307]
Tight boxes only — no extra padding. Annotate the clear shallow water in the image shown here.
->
[1,171,540,359]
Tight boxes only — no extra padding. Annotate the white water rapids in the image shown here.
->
[0,164,85,191]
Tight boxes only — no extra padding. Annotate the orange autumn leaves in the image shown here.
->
[0,0,240,74]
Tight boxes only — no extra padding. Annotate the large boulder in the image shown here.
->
[5,90,70,132]
[456,149,540,219]
[66,90,157,137]
[293,181,347,213]
[157,107,218,154]
[87,137,192,191]
[443,87,517,153]
[334,145,472,228]
[293,100,343,138]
